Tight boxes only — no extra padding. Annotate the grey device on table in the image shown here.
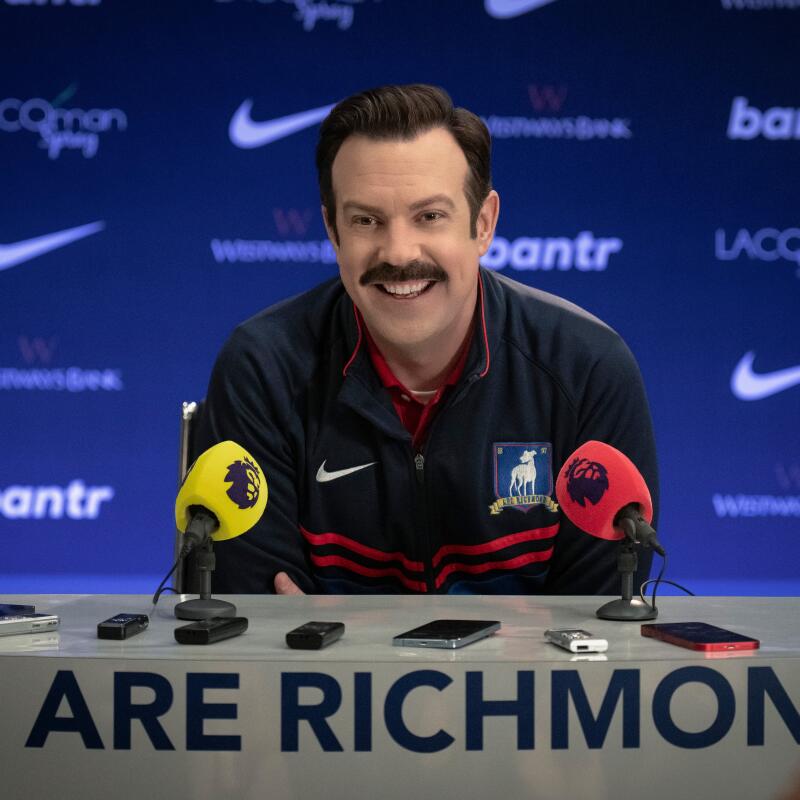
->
[392,619,501,649]
[0,613,60,637]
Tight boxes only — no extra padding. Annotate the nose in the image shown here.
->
[378,219,423,267]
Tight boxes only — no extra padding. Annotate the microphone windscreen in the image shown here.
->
[555,440,653,541]
[175,440,268,541]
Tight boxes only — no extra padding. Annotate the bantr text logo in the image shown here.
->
[0,480,114,520]
[715,228,800,277]
[727,97,800,140]
[0,336,124,392]
[0,92,127,158]
[483,85,632,141]
[481,231,622,272]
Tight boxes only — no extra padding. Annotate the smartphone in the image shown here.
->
[0,613,60,637]
[641,621,759,652]
[392,619,501,649]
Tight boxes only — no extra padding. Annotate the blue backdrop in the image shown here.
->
[1,0,798,595]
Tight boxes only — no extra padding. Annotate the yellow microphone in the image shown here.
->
[175,440,268,554]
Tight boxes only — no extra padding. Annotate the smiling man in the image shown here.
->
[197,84,658,595]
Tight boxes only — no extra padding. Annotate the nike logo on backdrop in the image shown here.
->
[229,100,336,149]
[316,460,377,483]
[485,0,559,19]
[0,221,105,272]
[731,351,800,400]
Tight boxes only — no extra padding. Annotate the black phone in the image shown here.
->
[97,613,149,640]
[392,619,501,649]
[174,617,248,645]
[641,622,759,652]
[286,621,345,650]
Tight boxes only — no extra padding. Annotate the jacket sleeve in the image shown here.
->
[544,332,660,595]
[193,327,316,594]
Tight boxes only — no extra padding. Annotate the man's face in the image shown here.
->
[324,127,498,357]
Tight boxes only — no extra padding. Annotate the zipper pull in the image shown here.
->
[414,453,425,485]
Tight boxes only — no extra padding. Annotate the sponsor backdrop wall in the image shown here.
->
[1,0,798,595]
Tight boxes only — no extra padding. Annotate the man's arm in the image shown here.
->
[194,327,316,594]
[545,333,660,595]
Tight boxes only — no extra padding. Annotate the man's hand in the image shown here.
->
[274,571,305,595]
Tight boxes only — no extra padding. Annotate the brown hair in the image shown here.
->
[316,84,492,241]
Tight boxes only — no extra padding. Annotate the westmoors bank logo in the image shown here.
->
[0,336,123,393]
[0,480,113,520]
[0,85,126,159]
[483,84,632,141]
[211,208,336,265]
[214,0,380,32]
[481,230,622,272]
[712,461,800,520]
[727,97,800,141]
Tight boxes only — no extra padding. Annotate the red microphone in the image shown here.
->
[555,441,663,554]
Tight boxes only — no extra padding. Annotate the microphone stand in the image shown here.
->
[174,509,237,620]
[596,512,658,621]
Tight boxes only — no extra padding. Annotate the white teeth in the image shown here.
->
[380,281,431,296]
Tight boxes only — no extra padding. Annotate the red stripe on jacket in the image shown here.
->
[434,547,555,589]
[300,525,424,573]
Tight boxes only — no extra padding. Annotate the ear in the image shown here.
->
[476,190,500,257]
[321,204,340,251]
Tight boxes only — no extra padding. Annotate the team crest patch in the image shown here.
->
[489,442,559,515]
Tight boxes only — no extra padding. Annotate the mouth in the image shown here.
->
[373,280,437,299]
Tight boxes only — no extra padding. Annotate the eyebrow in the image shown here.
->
[341,194,457,216]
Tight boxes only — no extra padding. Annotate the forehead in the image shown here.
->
[330,127,469,206]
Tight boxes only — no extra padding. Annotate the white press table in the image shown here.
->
[1,594,798,800]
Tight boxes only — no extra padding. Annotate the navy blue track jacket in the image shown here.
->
[197,268,659,594]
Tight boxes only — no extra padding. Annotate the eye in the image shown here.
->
[352,215,378,227]
[419,211,445,223]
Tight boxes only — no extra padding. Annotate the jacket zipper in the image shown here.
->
[413,451,436,592]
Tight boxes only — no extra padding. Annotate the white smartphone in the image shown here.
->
[0,613,60,637]
[392,619,501,649]
[544,628,608,653]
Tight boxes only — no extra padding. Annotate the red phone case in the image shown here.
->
[641,622,760,652]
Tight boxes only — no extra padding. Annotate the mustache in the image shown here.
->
[359,260,448,287]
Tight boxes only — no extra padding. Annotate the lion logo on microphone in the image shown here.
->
[565,457,609,507]
[224,456,261,509]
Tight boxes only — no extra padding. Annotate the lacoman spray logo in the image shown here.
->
[727,97,800,141]
[482,84,632,141]
[715,227,800,277]
[0,480,113,520]
[0,86,127,159]
[0,336,123,393]
[211,207,337,266]
[481,231,622,272]
[215,0,380,32]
